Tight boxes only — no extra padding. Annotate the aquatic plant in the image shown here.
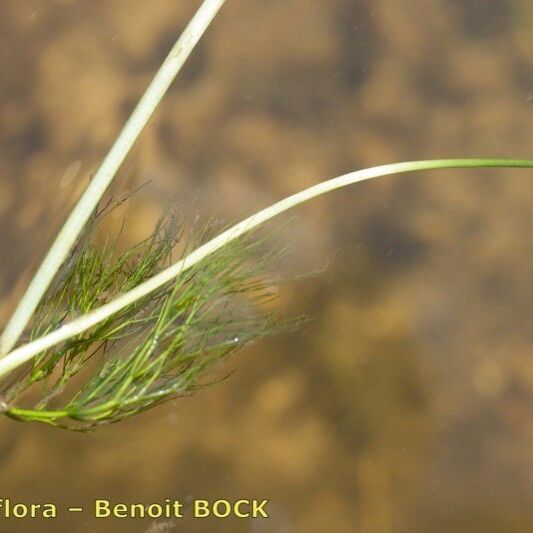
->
[0,0,531,429]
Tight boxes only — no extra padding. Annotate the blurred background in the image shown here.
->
[0,0,532,531]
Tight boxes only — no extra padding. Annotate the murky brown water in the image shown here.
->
[0,1,532,532]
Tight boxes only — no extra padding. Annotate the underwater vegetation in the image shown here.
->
[0,0,531,430]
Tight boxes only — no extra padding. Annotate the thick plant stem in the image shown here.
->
[0,0,226,358]
[0,158,531,379]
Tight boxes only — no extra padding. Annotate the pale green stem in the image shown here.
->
[0,158,531,379]
[0,0,226,357]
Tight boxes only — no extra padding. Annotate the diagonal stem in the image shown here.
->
[0,0,226,357]
[0,158,531,379]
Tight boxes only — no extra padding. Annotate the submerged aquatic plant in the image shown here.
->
[2,206,295,430]
[0,0,531,430]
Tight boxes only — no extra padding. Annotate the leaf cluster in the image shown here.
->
[1,209,299,430]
